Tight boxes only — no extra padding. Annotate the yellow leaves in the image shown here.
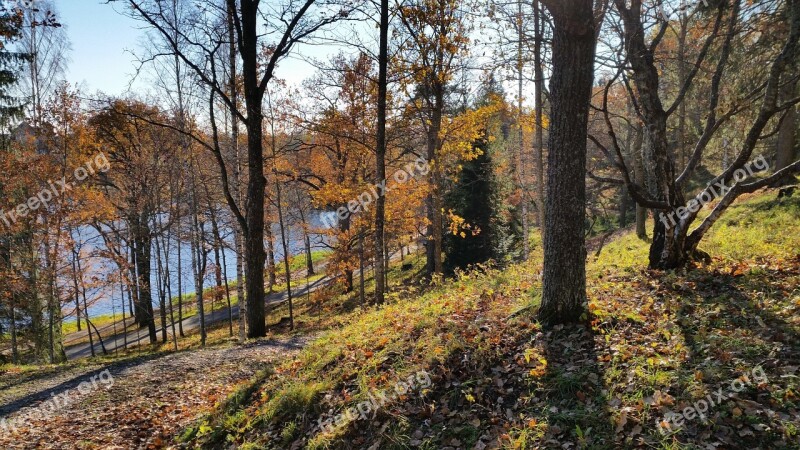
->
[439,102,500,163]
[526,351,547,378]
[464,391,476,403]
[695,370,704,381]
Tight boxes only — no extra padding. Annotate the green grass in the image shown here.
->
[287,250,331,274]
[58,250,332,349]
[61,312,124,335]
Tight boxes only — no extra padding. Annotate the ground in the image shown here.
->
[0,336,309,449]
[1,191,797,449]
[180,190,800,449]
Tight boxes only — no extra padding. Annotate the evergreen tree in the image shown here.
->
[0,5,28,147]
[444,136,495,274]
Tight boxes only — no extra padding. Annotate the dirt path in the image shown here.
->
[0,336,309,449]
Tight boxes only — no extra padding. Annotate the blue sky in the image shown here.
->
[58,1,346,97]
[59,1,147,96]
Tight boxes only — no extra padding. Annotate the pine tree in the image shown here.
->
[0,6,29,147]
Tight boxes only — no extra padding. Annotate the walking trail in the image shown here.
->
[0,336,309,449]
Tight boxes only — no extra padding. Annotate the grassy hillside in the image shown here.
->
[182,190,800,449]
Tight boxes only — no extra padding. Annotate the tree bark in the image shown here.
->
[632,126,647,238]
[237,0,273,338]
[775,82,797,175]
[374,0,389,303]
[538,0,597,326]
[533,0,547,233]
[425,87,444,277]
[265,222,277,290]
[131,212,157,343]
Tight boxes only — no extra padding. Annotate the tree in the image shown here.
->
[601,0,800,269]
[0,4,28,143]
[90,100,179,344]
[396,0,472,277]
[125,0,345,338]
[374,0,389,304]
[537,0,604,325]
[443,137,495,274]
[16,0,69,127]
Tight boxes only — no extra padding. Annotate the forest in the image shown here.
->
[0,0,798,448]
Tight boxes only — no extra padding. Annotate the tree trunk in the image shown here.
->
[775,81,797,175]
[538,0,597,326]
[10,295,18,364]
[533,0,546,232]
[615,0,686,268]
[154,222,168,344]
[294,199,315,277]
[177,229,184,337]
[220,231,234,337]
[209,206,225,310]
[190,190,207,347]
[425,88,444,276]
[132,213,157,343]
[517,0,530,259]
[339,215,354,293]
[235,229,246,340]
[632,126,647,238]
[163,231,178,351]
[265,223,277,290]
[74,251,95,357]
[240,0,268,338]
[374,0,389,303]
[227,0,246,343]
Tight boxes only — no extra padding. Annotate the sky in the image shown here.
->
[55,1,528,106]
[59,1,148,96]
[57,0,345,98]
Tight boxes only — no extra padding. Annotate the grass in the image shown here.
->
[57,250,331,349]
[181,188,800,449]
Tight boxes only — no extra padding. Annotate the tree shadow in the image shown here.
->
[0,336,307,421]
[663,263,800,447]
[0,352,165,418]
[534,323,615,448]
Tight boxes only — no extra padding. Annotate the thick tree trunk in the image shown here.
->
[243,117,267,338]
[616,0,686,268]
[425,90,444,276]
[374,0,389,303]
[132,213,157,343]
[538,0,597,326]
[240,0,268,339]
